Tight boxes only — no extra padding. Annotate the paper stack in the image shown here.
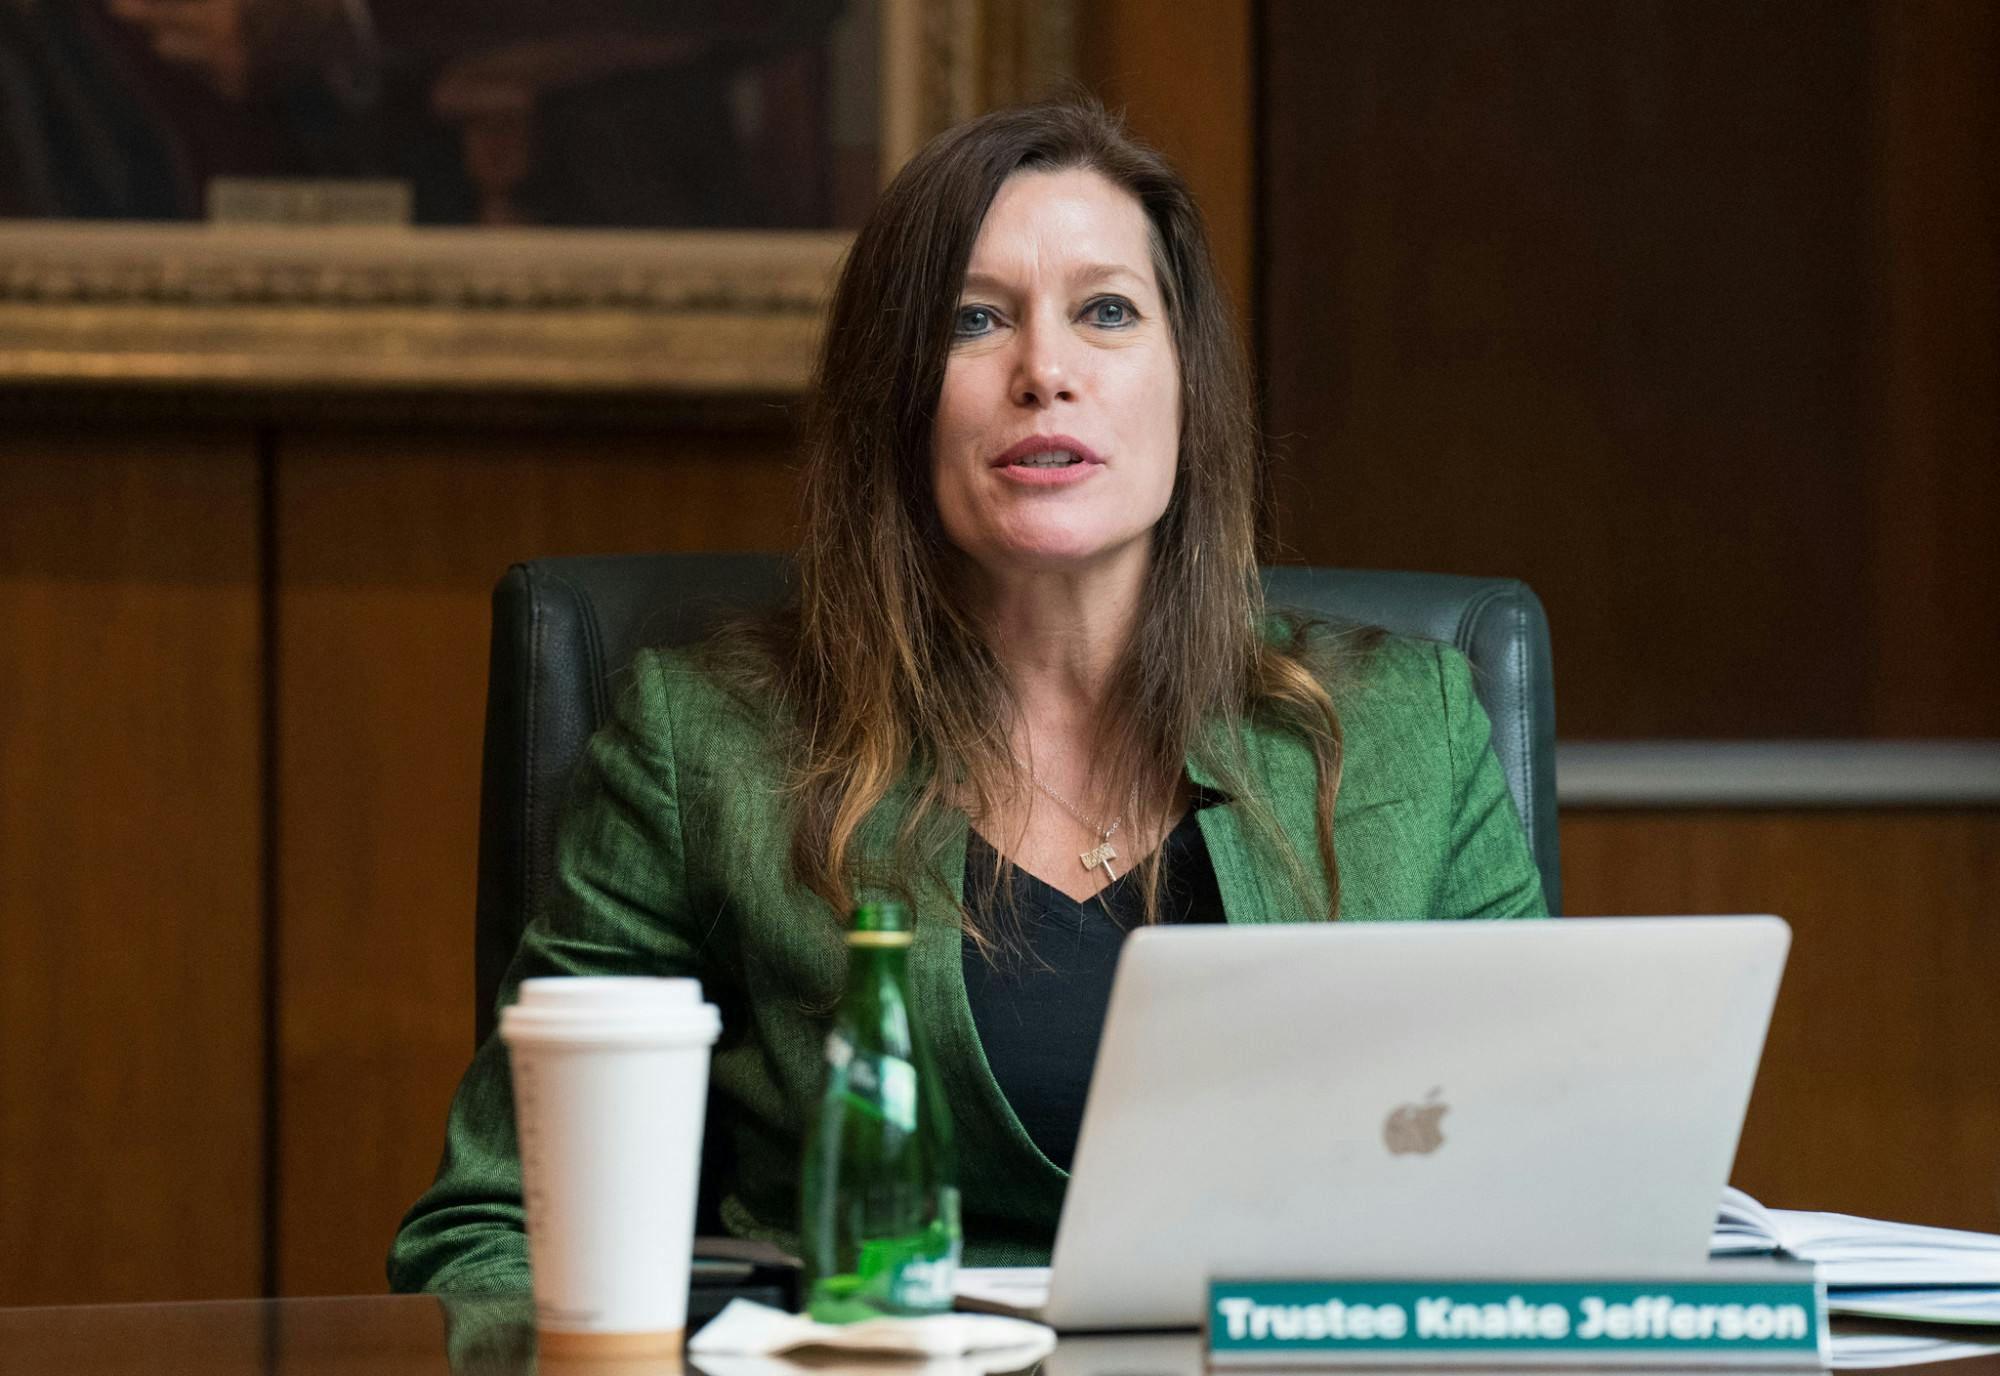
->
[1713,1187,2000,1368]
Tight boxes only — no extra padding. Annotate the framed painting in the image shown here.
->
[0,0,1075,413]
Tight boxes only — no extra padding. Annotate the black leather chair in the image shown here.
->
[473,554,1560,1045]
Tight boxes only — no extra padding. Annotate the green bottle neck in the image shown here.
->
[840,944,914,1055]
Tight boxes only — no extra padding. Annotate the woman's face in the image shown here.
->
[930,167,1181,581]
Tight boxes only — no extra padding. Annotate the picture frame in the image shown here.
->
[0,0,1075,418]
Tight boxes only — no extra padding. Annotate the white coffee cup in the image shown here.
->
[501,976,722,1354]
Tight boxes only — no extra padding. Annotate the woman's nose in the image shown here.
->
[1011,319,1077,407]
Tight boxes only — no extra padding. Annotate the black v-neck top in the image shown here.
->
[960,807,1227,1171]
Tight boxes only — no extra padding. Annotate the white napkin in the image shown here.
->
[688,1298,1055,1373]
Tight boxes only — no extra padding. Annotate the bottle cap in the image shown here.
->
[849,901,914,946]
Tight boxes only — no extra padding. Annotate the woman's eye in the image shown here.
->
[1086,297,1134,327]
[954,305,997,337]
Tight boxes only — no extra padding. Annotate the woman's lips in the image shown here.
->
[990,434,1104,487]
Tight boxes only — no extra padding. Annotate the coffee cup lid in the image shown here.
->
[499,976,720,1046]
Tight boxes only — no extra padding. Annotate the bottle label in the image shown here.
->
[879,1058,917,1131]
[894,1255,956,1308]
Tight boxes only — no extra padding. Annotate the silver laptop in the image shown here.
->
[960,916,1790,1331]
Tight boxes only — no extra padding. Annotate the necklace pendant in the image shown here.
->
[1080,840,1118,879]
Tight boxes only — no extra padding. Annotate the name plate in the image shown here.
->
[1209,1265,1825,1367]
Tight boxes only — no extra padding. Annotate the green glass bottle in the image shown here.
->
[800,901,962,1322]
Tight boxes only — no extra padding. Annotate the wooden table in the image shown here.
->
[1,1293,1996,1376]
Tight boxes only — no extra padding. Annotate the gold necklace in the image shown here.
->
[1014,754,1127,881]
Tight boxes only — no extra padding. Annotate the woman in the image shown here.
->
[390,99,1544,1291]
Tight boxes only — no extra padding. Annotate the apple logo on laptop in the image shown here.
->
[1384,1087,1448,1155]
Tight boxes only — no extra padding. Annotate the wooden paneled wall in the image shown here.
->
[1259,0,2000,738]
[1868,1,2000,733]
[1563,809,2000,1234]
[1077,0,1255,339]
[0,420,798,1305]
[1,432,266,1300]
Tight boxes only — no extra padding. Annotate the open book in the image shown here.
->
[1713,1186,2000,1291]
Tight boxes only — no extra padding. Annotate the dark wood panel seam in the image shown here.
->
[1248,0,1272,462]
[257,425,282,1297]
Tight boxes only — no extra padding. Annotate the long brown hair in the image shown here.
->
[712,99,1351,943]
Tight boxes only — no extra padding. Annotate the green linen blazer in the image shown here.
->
[389,633,1545,1294]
